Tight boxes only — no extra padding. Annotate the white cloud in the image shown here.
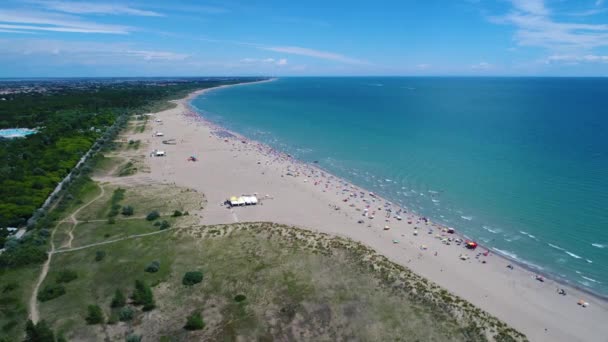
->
[416,63,431,70]
[239,57,288,66]
[471,62,492,70]
[0,9,131,34]
[0,39,188,62]
[547,54,608,63]
[511,0,549,16]
[260,45,366,65]
[32,1,163,17]
[491,0,608,50]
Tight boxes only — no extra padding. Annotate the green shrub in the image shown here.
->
[172,210,183,217]
[126,334,142,342]
[85,304,104,324]
[24,320,55,342]
[234,294,247,302]
[95,250,106,262]
[119,306,134,322]
[182,271,203,286]
[121,205,134,216]
[159,220,170,230]
[146,210,160,221]
[184,312,204,330]
[111,289,126,308]
[107,217,116,224]
[37,284,66,302]
[56,269,78,283]
[145,260,160,273]
[2,282,18,293]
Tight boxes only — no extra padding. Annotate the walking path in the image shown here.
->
[29,184,105,323]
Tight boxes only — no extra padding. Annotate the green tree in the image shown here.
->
[184,312,205,330]
[132,280,155,311]
[85,304,104,324]
[111,289,126,308]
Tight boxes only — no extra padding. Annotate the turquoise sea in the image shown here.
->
[191,77,608,296]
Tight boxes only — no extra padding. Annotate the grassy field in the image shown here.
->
[39,224,482,341]
[0,265,41,339]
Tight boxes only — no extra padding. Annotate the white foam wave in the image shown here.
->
[582,276,601,284]
[519,231,537,240]
[548,243,564,251]
[565,251,582,259]
[591,243,605,249]
[461,215,473,221]
[482,226,500,234]
[586,259,593,264]
[431,199,440,203]
[493,248,518,260]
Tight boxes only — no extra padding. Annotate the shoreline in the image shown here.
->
[140,80,608,341]
[188,79,608,303]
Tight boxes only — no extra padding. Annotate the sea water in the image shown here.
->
[191,77,608,296]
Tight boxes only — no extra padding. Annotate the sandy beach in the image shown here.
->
[128,81,608,342]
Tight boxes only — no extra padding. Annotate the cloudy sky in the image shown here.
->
[1,0,607,77]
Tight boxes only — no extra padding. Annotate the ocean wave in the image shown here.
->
[482,226,500,234]
[582,276,601,284]
[586,259,593,264]
[461,215,473,221]
[548,243,564,251]
[428,190,439,194]
[591,243,605,249]
[565,251,582,259]
[519,231,537,240]
[493,248,518,259]
[431,199,440,203]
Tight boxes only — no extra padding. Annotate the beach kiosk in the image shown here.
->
[228,195,258,207]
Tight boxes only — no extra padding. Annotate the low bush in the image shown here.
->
[56,269,78,283]
[182,271,203,286]
[172,210,183,217]
[37,284,66,302]
[121,205,134,216]
[184,312,204,330]
[145,260,160,273]
[159,220,170,230]
[95,250,106,262]
[146,210,160,221]
[119,306,134,322]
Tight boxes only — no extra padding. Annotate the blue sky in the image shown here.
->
[0,0,607,77]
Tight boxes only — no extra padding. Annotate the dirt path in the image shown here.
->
[55,227,174,254]
[29,184,105,324]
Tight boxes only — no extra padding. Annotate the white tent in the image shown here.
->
[155,151,166,157]
[155,132,164,137]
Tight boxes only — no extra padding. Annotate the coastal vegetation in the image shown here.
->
[0,79,526,341]
[0,78,260,230]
